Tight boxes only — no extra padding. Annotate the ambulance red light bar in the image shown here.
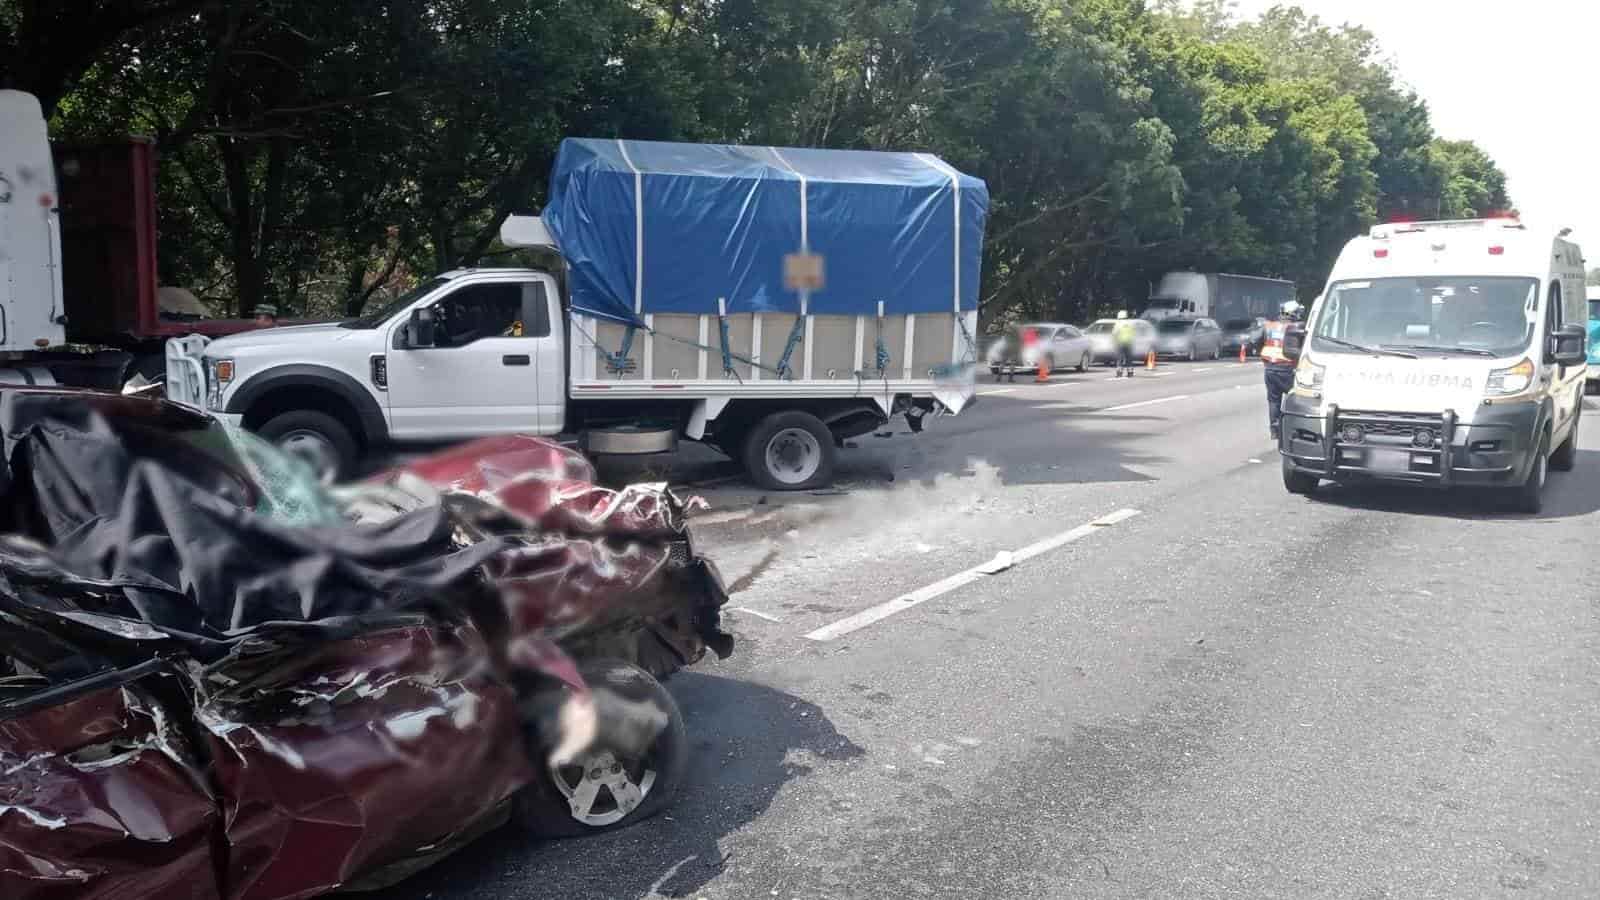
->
[1369,216,1524,239]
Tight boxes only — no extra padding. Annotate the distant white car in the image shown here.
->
[986,323,1093,377]
[1085,318,1156,364]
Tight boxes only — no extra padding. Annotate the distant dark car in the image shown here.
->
[1220,317,1267,356]
[0,389,730,900]
[1153,317,1223,361]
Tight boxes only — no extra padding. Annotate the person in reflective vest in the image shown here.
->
[1112,311,1137,378]
[1262,300,1305,440]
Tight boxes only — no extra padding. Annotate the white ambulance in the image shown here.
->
[1278,217,1588,513]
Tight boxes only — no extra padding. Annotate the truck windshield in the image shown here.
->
[1144,298,1180,310]
[1311,276,1539,358]
[340,276,452,329]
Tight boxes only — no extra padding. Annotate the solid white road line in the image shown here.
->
[729,606,784,623]
[1102,394,1190,412]
[803,508,1142,642]
[980,388,1017,395]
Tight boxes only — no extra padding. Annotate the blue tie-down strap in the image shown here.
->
[775,317,807,380]
[601,326,638,374]
[930,361,975,379]
[717,315,736,378]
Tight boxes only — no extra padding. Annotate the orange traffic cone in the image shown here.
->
[1239,343,1247,363]
[1145,350,1156,371]
[1036,356,1050,383]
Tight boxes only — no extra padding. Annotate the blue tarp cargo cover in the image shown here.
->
[543,138,988,324]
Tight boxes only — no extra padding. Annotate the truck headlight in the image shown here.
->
[1485,357,1534,396]
[1294,357,1324,390]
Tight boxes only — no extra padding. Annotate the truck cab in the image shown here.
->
[169,268,566,479]
[0,91,68,361]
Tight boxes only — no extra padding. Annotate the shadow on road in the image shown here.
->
[381,672,862,900]
[1300,449,1600,521]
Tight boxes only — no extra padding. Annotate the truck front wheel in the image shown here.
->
[742,410,837,491]
[258,410,357,484]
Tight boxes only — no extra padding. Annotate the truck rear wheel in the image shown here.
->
[742,410,837,491]
[258,410,357,484]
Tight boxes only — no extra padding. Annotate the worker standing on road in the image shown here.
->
[1261,299,1305,440]
[1112,310,1137,378]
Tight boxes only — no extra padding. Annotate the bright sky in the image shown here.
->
[1229,0,1598,255]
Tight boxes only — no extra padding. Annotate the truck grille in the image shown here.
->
[1337,410,1445,442]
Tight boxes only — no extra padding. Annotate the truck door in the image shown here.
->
[384,277,552,439]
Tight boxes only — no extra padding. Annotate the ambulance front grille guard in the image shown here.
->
[1323,406,1459,486]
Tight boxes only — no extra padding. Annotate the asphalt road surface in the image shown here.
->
[387,360,1600,899]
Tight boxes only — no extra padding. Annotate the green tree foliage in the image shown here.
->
[1429,139,1512,219]
[6,0,1512,327]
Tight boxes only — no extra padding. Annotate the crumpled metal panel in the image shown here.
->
[0,396,732,899]
[388,434,599,496]
[0,681,221,900]
[362,434,730,665]
[196,622,532,900]
[376,434,686,540]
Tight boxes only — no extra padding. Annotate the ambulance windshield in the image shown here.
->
[1311,276,1539,358]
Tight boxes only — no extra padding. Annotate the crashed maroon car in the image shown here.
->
[0,389,732,899]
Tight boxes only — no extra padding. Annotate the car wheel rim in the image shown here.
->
[1535,449,1547,490]
[276,430,339,484]
[766,427,822,485]
[549,748,658,828]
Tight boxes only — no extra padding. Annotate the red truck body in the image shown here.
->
[52,139,268,345]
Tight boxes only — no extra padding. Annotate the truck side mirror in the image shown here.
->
[1283,325,1306,362]
[407,308,437,348]
[1549,323,1585,366]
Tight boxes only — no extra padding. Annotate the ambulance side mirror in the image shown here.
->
[1283,326,1306,362]
[1549,324,1585,367]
